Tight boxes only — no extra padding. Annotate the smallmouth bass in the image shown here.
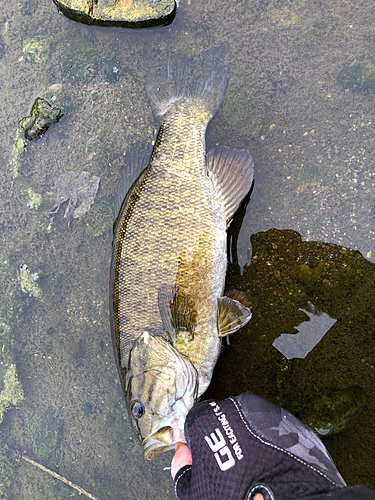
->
[110,47,254,460]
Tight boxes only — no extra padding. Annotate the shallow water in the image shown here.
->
[0,0,374,498]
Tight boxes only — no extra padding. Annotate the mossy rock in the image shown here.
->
[18,97,63,142]
[299,386,365,437]
[59,38,97,84]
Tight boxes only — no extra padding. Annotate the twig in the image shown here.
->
[6,444,101,500]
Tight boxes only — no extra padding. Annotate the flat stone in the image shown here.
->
[52,0,176,28]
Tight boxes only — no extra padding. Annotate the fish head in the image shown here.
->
[126,330,198,460]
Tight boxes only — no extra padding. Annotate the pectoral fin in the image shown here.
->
[218,296,252,337]
[158,284,197,343]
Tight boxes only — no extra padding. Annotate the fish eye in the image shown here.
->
[131,400,145,419]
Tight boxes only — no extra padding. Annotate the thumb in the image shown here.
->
[171,442,193,479]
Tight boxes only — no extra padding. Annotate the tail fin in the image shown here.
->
[146,46,228,120]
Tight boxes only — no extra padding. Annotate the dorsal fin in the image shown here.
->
[207,146,254,225]
[113,142,153,222]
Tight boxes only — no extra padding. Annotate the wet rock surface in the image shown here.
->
[53,0,176,28]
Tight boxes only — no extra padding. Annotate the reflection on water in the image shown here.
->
[0,0,374,497]
[272,301,337,360]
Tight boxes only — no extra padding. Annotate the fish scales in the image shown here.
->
[110,47,254,459]
[113,100,226,390]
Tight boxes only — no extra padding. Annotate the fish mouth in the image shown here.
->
[143,426,184,461]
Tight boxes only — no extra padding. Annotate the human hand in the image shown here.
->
[171,393,346,500]
[172,443,264,499]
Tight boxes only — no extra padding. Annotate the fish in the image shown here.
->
[110,47,254,461]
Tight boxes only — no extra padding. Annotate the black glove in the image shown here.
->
[173,393,374,500]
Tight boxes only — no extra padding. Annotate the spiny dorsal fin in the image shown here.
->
[113,142,153,222]
[207,146,254,226]
[158,284,197,343]
[218,296,252,337]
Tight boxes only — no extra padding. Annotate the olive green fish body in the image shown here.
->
[110,48,254,459]
[113,101,226,393]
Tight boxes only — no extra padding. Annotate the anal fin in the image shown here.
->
[218,296,252,337]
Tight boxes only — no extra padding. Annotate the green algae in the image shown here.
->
[337,57,375,93]
[25,187,43,209]
[19,264,43,300]
[0,364,24,425]
[297,164,321,192]
[59,38,97,84]
[82,196,113,237]
[222,88,263,137]
[23,35,50,64]
[10,138,26,179]
[25,408,63,461]
[0,257,18,337]
[82,402,96,418]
